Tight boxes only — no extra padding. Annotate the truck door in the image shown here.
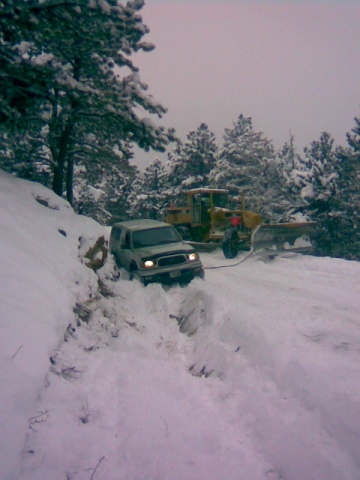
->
[119,230,132,270]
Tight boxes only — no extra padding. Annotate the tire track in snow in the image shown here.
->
[191,252,360,480]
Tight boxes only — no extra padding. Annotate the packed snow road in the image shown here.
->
[195,251,360,480]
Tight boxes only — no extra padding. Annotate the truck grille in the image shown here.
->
[158,254,187,267]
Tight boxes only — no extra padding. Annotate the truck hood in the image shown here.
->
[134,241,195,259]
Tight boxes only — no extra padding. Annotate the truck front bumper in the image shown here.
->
[138,262,204,285]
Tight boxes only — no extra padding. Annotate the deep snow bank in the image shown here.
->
[0,171,106,479]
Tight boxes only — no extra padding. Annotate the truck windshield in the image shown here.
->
[132,226,181,248]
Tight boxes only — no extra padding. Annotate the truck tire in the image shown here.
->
[222,228,239,259]
[129,261,138,281]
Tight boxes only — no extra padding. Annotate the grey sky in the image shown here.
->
[133,1,360,169]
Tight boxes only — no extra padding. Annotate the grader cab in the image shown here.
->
[165,188,315,259]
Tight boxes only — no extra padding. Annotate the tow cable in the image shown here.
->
[204,249,255,270]
[203,230,269,270]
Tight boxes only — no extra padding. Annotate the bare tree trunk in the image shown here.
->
[66,152,74,205]
[52,122,73,199]
[63,60,80,206]
[52,160,64,196]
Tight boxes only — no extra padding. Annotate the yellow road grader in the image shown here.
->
[165,188,316,258]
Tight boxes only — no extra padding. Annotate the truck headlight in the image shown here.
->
[144,260,155,268]
[188,253,198,262]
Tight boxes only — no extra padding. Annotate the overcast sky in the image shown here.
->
[133,0,360,169]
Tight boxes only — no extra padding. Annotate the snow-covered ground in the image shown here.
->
[1,170,360,480]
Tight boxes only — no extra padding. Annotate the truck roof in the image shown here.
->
[112,219,170,231]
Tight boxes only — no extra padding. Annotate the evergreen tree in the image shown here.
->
[127,158,170,219]
[211,114,281,220]
[0,0,175,205]
[167,123,218,196]
[278,134,312,221]
[285,132,339,256]
[74,141,138,224]
[0,126,52,186]
[0,0,55,122]
[334,117,360,259]
[303,132,338,209]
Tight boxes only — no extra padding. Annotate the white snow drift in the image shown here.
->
[1,170,360,480]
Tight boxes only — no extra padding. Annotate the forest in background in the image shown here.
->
[1,0,359,260]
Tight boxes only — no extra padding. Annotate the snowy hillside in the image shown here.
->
[1,170,360,480]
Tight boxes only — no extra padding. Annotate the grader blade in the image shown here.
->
[251,222,316,257]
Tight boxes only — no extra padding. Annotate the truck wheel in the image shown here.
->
[129,261,138,281]
[197,268,205,280]
[222,229,239,259]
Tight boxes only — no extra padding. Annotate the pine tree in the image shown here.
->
[304,132,338,209]
[127,159,170,219]
[74,141,138,224]
[167,123,218,196]
[285,132,339,256]
[0,0,175,205]
[334,117,360,259]
[278,134,311,221]
[211,114,280,220]
[0,0,56,122]
[0,126,52,186]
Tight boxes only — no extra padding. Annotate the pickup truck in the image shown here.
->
[109,219,204,285]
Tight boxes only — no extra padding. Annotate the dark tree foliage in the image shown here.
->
[0,0,55,122]
[280,131,359,258]
[74,140,138,224]
[0,126,52,186]
[300,132,339,256]
[334,117,360,260]
[167,123,218,197]
[211,114,283,220]
[277,134,306,221]
[0,0,56,184]
[127,158,170,219]
[0,0,175,205]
